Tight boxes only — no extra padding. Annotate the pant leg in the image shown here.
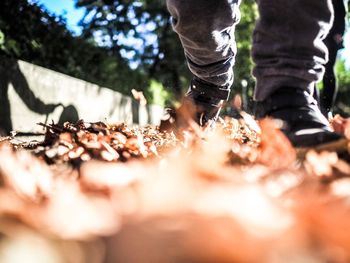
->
[166,0,241,87]
[252,0,334,101]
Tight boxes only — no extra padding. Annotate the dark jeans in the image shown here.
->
[166,0,334,101]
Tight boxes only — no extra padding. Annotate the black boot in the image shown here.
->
[255,88,342,147]
[160,77,231,132]
[183,77,231,126]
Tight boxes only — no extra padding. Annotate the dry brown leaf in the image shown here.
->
[257,118,296,168]
[131,89,147,106]
[331,114,350,139]
[0,144,54,202]
[304,150,338,178]
[0,114,350,262]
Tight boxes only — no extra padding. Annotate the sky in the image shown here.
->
[37,0,350,67]
[34,0,85,35]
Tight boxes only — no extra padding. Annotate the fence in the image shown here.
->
[0,58,163,136]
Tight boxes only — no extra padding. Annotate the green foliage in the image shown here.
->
[76,0,188,99]
[145,79,173,107]
[76,0,258,105]
[0,0,143,95]
[0,0,259,105]
[233,0,258,111]
[334,58,350,115]
[4,0,348,114]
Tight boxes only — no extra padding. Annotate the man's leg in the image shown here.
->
[252,0,333,101]
[252,0,342,147]
[166,0,241,125]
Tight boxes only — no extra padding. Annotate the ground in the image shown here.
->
[0,113,350,262]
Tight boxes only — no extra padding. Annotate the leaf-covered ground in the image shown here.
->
[1,114,350,262]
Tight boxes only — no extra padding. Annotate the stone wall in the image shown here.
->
[0,58,163,135]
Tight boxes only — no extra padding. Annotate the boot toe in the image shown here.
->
[255,88,344,148]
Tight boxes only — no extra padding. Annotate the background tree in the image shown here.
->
[76,0,188,102]
[231,0,257,112]
[0,0,349,113]
[0,0,143,95]
[76,0,258,107]
[334,58,350,115]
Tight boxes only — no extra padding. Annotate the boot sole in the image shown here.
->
[296,137,349,159]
